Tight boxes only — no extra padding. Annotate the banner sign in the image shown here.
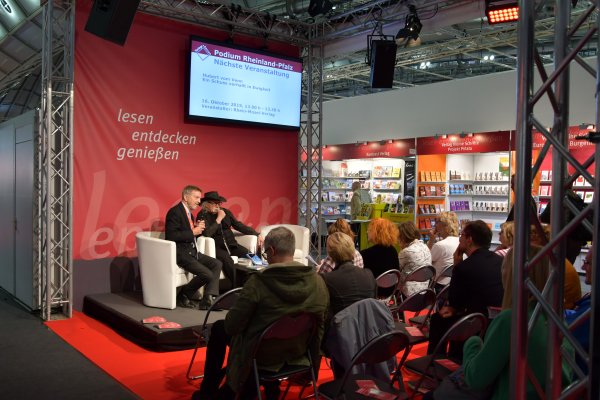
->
[416,131,511,155]
[528,126,596,150]
[74,3,299,260]
[322,139,415,160]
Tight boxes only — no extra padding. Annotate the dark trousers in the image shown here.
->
[216,244,249,287]
[427,313,464,361]
[177,251,222,298]
[197,320,280,400]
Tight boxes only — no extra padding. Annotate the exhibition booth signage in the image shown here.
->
[323,138,415,160]
[416,131,511,155]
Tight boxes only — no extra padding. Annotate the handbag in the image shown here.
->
[432,366,493,400]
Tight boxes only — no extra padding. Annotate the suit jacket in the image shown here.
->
[448,247,504,316]
[198,207,259,251]
[165,202,197,261]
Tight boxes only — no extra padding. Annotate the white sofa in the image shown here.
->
[259,224,310,265]
[136,231,258,309]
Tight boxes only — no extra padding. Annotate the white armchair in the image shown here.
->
[136,231,216,309]
[260,224,310,265]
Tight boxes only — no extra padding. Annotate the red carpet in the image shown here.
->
[46,311,427,399]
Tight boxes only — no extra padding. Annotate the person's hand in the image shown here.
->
[438,306,456,318]
[216,209,226,223]
[453,247,464,265]
[427,229,436,248]
[193,220,205,235]
[257,234,264,248]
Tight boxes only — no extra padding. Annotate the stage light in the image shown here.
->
[485,0,519,25]
[396,5,422,42]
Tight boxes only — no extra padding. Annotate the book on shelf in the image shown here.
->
[575,175,585,186]
[426,171,433,182]
[338,204,347,214]
[321,193,329,202]
[420,171,426,182]
[439,185,446,195]
[540,170,549,181]
[392,167,401,179]
[584,191,594,203]
[418,205,426,214]
[345,191,353,201]
[430,186,437,196]
[419,186,426,197]
[429,204,437,213]
[435,171,442,182]
[539,186,549,196]
[424,219,432,229]
[435,204,442,213]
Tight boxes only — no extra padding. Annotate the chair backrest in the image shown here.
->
[434,285,450,312]
[396,288,436,314]
[334,331,409,397]
[201,287,243,328]
[439,264,453,279]
[405,265,436,284]
[375,269,402,299]
[433,312,488,356]
[250,312,317,366]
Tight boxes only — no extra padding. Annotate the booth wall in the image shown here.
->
[73,2,299,309]
[323,59,597,144]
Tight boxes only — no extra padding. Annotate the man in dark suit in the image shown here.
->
[427,220,504,359]
[165,185,222,310]
[197,191,264,286]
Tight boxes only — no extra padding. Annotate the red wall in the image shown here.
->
[73,2,300,261]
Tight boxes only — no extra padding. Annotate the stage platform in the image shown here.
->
[83,292,225,351]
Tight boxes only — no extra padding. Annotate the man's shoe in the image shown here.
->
[197,295,214,311]
[176,293,195,309]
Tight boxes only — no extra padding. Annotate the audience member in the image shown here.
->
[565,246,592,374]
[397,221,432,297]
[193,227,329,400]
[505,173,538,223]
[458,246,563,399]
[318,219,363,274]
[165,185,222,310]
[532,223,581,309]
[198,191,263,287]
[322,232,377,318]
[360,218,400,279]
[540,188,592,264]
[427,211,459,285]
[427,220,503,359]
[494,221,514,258]
[350,181,363,220]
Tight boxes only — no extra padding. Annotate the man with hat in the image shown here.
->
[197,191,264,288]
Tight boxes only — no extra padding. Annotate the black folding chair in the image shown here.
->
[186,287,243,380]
[408,284,450,326]
[434,264,453,292]
[247,312,320,400]
[392,289,436,365]
[403,265,437,291]
[405,313,488,397]
[375,269,403,309]
[318,331,410,400]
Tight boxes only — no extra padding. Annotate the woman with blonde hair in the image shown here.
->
[427,211,459,284]
[317,218,363,274]
[494,221,514,258]
[360,218,400,279]
[397,220,432,296]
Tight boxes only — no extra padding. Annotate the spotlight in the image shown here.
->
[485,0,519,24]
[396,5,422,42]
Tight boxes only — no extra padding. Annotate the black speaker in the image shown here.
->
[85,0,141,45]
[369,40,398,89]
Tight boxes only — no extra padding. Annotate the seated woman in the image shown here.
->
[532,223,581,309]
[397,221,432,297]
[322,232,377,318]
[317,218,363,274]
[360,218,400,279]
[427,211,459,285]
[494,221,514,258]
[453,246,572,399]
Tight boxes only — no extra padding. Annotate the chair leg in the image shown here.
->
[186,336,205,380]
[253,360,263,400]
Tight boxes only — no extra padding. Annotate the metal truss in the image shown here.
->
[298,25,324,257]
[138,0,311,45]
[36,0,74,320]
[512,1,598,398]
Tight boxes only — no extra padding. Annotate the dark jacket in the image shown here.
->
[198,207,259,251]
[321,261,377,318]
[224,261,329,392]
[448,247,504,316]
[165,202,197,261]
[360,244,400,279]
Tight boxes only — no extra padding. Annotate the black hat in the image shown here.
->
[203,191,227,203]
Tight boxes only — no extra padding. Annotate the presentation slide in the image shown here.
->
[188,38,303,129]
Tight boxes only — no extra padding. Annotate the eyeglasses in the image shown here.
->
[583,260,592,265]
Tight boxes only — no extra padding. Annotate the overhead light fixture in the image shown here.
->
[396,5,422,43]
[485,0,519,25]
